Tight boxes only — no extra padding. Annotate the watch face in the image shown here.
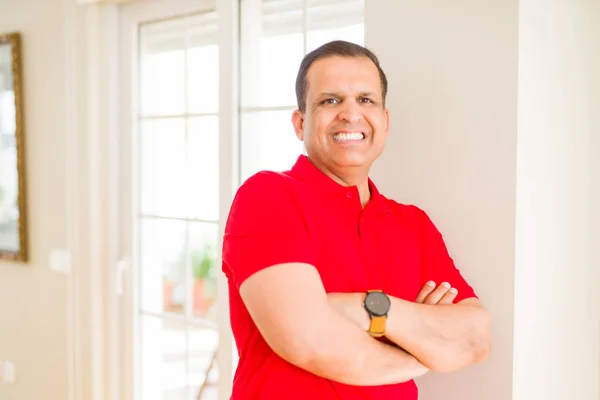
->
[365,291,390,317]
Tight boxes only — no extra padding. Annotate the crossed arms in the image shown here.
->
[326,285,491,373]
[240,262,491,386]
[240,263,429,386]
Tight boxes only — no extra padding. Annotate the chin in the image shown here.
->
[333,154,370,169]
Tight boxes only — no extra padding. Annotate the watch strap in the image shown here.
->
[368,315,386,338]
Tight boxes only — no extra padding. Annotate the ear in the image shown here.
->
[291,110,305,141]
[383,108,390,137]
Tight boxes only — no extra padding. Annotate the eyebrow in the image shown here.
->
[357,91,377,98]
[317,91,378,99]
[318,92,342,99]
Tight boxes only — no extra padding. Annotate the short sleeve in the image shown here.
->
[411,206,477,303]
[222,172,316,289]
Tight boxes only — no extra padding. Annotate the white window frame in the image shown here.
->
[238,0,364,181]
[69,1,238,400]
[120,2,238,399]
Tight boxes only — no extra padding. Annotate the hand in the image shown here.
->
[415,281,458,305]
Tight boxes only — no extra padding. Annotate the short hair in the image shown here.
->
[294,40,388,112]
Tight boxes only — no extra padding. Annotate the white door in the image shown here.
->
[115,0,364,399]
[118,1,237,399]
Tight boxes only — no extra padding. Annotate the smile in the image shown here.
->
[333,132,365,142]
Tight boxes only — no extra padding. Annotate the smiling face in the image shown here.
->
[292,55,390,184]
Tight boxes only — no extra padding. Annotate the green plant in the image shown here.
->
[192,243,217,280]
[191,243,218,303]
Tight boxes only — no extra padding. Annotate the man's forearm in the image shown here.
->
[327,293,490,373]
[297,309,429,385]
[384,297,491,372]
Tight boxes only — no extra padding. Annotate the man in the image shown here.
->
[222,40,491,399]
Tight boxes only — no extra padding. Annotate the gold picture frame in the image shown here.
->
[0,32,28,262]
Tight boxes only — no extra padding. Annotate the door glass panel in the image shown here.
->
[140,218,188,315]
[187,12,219,114]
[188,328,219,400]
[240,110,304,182]
[189,222,219,320]
[140,118,187,219]
[240,0,304,108]
[140,18,186,117]
[140,316,188,400]
[306,24,364,52]
[306,0,364,51]
[257,33,304,107]
[187,117,219,221]
[187,45,219,114]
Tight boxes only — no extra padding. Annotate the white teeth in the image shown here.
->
[333,132,364,142]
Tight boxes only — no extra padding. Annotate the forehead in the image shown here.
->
[306,56,382,97]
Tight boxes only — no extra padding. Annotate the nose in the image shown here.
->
[337,101,363,125]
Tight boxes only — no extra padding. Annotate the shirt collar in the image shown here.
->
[289,155,392,214]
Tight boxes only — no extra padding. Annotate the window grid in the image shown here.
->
[133,2,364,397]
[136,10,220,400]
[137,10,220,327]
[239,0,365,181]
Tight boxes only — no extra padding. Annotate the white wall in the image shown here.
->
[366,1,599,399]
[514,0,599,398]
[0,0,70,399]
[367,1,517,399]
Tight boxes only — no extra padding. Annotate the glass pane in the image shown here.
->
[306,0,364,51]
[257,33,303,107]
[240,110,304,182]
[189,222,219,320]
[140,19,186,116]
[187,45,219,114]
[140,118,187,218]
[188,328,218,400]
[140,316,188,400]
[306,24,364,52]
[240,0,304,108]
[187,117,219,221]
[140,218,188,315]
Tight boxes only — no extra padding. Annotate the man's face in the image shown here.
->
[292,56,389,176]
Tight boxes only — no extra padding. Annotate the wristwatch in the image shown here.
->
[363,290,391,338]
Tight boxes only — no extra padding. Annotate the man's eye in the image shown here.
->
[322,98,339,105]
[359,97,373,103]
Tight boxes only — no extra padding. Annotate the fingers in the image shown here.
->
[423,282,452,304]
[416,281,459,305]
[438,287,458,305]
[415,280,436,303]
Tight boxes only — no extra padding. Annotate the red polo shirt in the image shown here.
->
[222,155,476,399]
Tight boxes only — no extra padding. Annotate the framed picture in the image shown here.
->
[0,32,27,262]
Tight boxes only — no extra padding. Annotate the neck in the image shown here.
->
[355,181,371,207]
[307,157,372,207]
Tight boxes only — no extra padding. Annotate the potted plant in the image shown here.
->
[163,250,186,313]
[192,244,218,318]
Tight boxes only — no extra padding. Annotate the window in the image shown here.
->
[239,0,365,182]
[126,2,364,399]
[136,11,220,400]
